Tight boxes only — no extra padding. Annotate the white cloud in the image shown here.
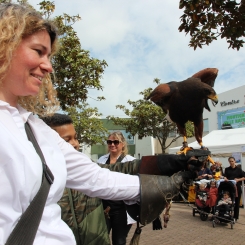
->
[28,0,245,117]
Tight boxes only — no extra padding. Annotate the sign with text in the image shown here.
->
[217,106,245,130]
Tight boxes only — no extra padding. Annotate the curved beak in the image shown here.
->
[208,94,218,106]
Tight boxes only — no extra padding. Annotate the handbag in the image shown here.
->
[5,122,54,245]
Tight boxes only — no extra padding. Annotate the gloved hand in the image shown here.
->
[139,171,196,225]
[139,149,210,176]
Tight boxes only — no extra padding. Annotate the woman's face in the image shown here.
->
[228,158,236,168]
[107,135,124,155]
[0,30,53,106]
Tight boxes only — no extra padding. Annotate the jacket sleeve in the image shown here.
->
[98,159,140,175]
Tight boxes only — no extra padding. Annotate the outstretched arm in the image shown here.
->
[98,149,210,177]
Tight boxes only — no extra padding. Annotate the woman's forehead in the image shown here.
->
[108,136,119,140]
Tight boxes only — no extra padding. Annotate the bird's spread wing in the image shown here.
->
[146,83,174,111]
[191,68,218,88]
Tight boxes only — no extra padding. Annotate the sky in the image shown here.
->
[28,0,245,118]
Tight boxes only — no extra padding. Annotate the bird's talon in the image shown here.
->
[177,147,193,155]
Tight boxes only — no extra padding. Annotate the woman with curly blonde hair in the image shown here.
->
[0,2,59,115]
[0,4,140,244]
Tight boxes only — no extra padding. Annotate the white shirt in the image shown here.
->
[0,101,140,245]
[98,153,137,224]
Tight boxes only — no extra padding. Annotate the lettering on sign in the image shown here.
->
[220,100,239,107]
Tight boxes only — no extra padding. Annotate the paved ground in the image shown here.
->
[126,202,245,245]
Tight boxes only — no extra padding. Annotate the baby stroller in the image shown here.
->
[192,182,211,221]
[212,181,236,229]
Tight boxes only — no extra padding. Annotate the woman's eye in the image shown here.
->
[35,49,42,55]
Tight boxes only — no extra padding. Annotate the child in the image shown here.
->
[215,191,232,216]
[212,161,224,180]
[197,183,209,203]
[208,180,218,214]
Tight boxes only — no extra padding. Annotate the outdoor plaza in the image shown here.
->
[126,202,245,245]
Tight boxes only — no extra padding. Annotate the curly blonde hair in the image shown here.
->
[0,3,59,116]
[107,131,128,155]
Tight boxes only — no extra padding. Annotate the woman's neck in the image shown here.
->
[110,152,122,158]
[109,152,123,164]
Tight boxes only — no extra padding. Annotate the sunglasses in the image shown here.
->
[107,140,121,145]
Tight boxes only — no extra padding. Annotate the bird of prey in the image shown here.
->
[147,68,218,155]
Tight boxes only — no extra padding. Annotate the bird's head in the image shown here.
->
[207,92,218,106]
[203,87,218,111]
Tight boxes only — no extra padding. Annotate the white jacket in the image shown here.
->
[97,153,135,164]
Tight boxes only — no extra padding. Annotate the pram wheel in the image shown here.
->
[212,220,215,228]
[231,222,233,229]
[200,213,208,221]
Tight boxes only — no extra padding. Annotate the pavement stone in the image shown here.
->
[126,202,245,245]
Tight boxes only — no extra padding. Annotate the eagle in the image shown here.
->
[147,68,218,155]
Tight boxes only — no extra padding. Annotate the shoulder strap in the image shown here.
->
[105,154,125,164]
[5,122,54,245]
[117,154,125,163]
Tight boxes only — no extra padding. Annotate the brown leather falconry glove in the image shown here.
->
[126,171,197,225]
[139,149,210,176]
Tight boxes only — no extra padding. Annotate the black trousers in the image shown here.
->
[106,211,132,245]
[234,185,242,220]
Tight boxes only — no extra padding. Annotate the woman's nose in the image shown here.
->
[40,57,53,73]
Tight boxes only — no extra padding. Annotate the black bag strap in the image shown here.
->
[105,153,125,164]
[5,122,54,245]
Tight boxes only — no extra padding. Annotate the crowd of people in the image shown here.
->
[195,157,245,221]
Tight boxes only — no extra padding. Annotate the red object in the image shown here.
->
[208,187,218,207]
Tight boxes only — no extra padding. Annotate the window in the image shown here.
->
[168,129,177,137]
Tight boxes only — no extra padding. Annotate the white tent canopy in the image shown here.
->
[169,128,245,155]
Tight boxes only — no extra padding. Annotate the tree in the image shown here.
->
[37,1,108,110]
[107,79,194,153]
[179,0,245,50]
[66,104,109,147]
